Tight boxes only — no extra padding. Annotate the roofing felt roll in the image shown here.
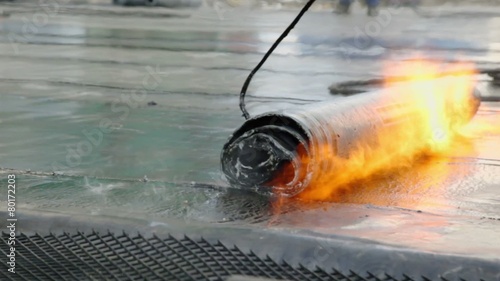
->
[221,76,481,197]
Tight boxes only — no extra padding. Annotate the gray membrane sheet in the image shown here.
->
[0,1,500,280]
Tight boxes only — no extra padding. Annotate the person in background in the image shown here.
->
[335,0,380,16]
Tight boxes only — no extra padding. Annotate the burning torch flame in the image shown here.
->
[277,59,482,202]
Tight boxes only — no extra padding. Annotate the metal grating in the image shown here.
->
[0,231,422,281]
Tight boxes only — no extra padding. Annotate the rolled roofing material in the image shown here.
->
[221,79,481,197]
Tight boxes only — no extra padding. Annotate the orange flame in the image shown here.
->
[275,58,484,203]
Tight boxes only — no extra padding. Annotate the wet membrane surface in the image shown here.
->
[0,1,500,269]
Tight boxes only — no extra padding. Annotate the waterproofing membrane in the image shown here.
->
[221,84,481,197]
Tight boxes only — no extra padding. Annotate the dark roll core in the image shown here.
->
[221,116,309,194]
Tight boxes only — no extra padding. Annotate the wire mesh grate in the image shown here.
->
[0,231,425,281]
